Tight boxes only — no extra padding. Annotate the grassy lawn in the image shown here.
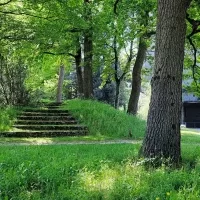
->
[0,143,200,199]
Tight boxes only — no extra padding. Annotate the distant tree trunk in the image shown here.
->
[83,0,93,98]
[75,46,84,96]
[142,0,191,165]
[115,80,120,109]
[56,65,65,103]
[127,37,147,115]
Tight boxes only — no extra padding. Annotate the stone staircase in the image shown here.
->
[1,103,88,137]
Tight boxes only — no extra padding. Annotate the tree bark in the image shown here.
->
[115,80,120,109]
[83,33,93,98]
[56,65,65,103]
[142,0,191,165]
[75,46,84,95]
[127,37,147,115]
[83,0,93,98]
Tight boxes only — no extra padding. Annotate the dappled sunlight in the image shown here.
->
[181,128,200,145]
[181,128,200,135]
[78,165,119,192]
[22,137,54,144]
[0,137,54,145]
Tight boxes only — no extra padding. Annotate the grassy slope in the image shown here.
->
[64,99,146,139]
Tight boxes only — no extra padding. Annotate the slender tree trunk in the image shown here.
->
[115,80,120,109]
[83,0,93,98]
[142,0,191,165]
[127,37,147,115]
[83,33,93,98]
[56,65,65,103]
[75,46,84,95]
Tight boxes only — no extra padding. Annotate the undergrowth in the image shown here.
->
[0,106,18,132]
[64,99,146,139]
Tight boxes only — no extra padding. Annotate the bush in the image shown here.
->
[0,106,18,132]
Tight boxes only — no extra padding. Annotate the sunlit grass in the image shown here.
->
[64,99,146,139]
[181,128,200,144]
[1,144,200,199]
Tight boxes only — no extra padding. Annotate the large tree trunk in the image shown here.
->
[127,37,147,115]
[83,0,93,98]
[56,65,65,103]
[142,0,190,165]
[75,46,84,96]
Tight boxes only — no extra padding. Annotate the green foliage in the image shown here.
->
[184,2,200,96]
[64,99,146,139]
[0,107,18,131]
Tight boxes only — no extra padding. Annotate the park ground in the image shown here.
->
[1,100,200,199]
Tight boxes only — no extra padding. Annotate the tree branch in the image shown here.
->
[186,12,200,91]
[0,35,35,41]
[119,40,134,81]
[43,51,76,58]
[114,0,120,15]
[0,0,12,6]
[0,10,60,21]
[113,35,119,82]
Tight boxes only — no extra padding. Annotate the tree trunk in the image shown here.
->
[142,0,191,165]
[115,80,120,109]
[127,37,147,115]
[83,0,93,98]
[56,65,65,103]
[83,33,93,98]
[75,46,84,96]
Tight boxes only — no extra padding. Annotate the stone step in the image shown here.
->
[15,120,78,125]
[1,130,87,137]
[2,103,88,138]
[45,106,60,109]
[23,109,68,113]
[18,116,75,120]
[21,112,71,116]
[46,102,62,106]
[13,125,87,130]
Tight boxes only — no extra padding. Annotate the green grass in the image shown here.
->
[1,143,200,199]
[0,106,19,132]
[181,128,200,145]
[64,99,146,139]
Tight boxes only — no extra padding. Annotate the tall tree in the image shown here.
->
[74,42,84,96]
[127,37,147,114]
[56,65,65,103]
[83,0,93,98]
[142,0,192,165]
[127,0,156,115]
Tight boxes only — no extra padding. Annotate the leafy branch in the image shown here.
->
[0,0,13,6]
[0,10,62,21]
[186,13,200,90]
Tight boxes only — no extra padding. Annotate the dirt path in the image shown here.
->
[0,140,142,146]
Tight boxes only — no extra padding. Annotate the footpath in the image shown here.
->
[0,140,141,146]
